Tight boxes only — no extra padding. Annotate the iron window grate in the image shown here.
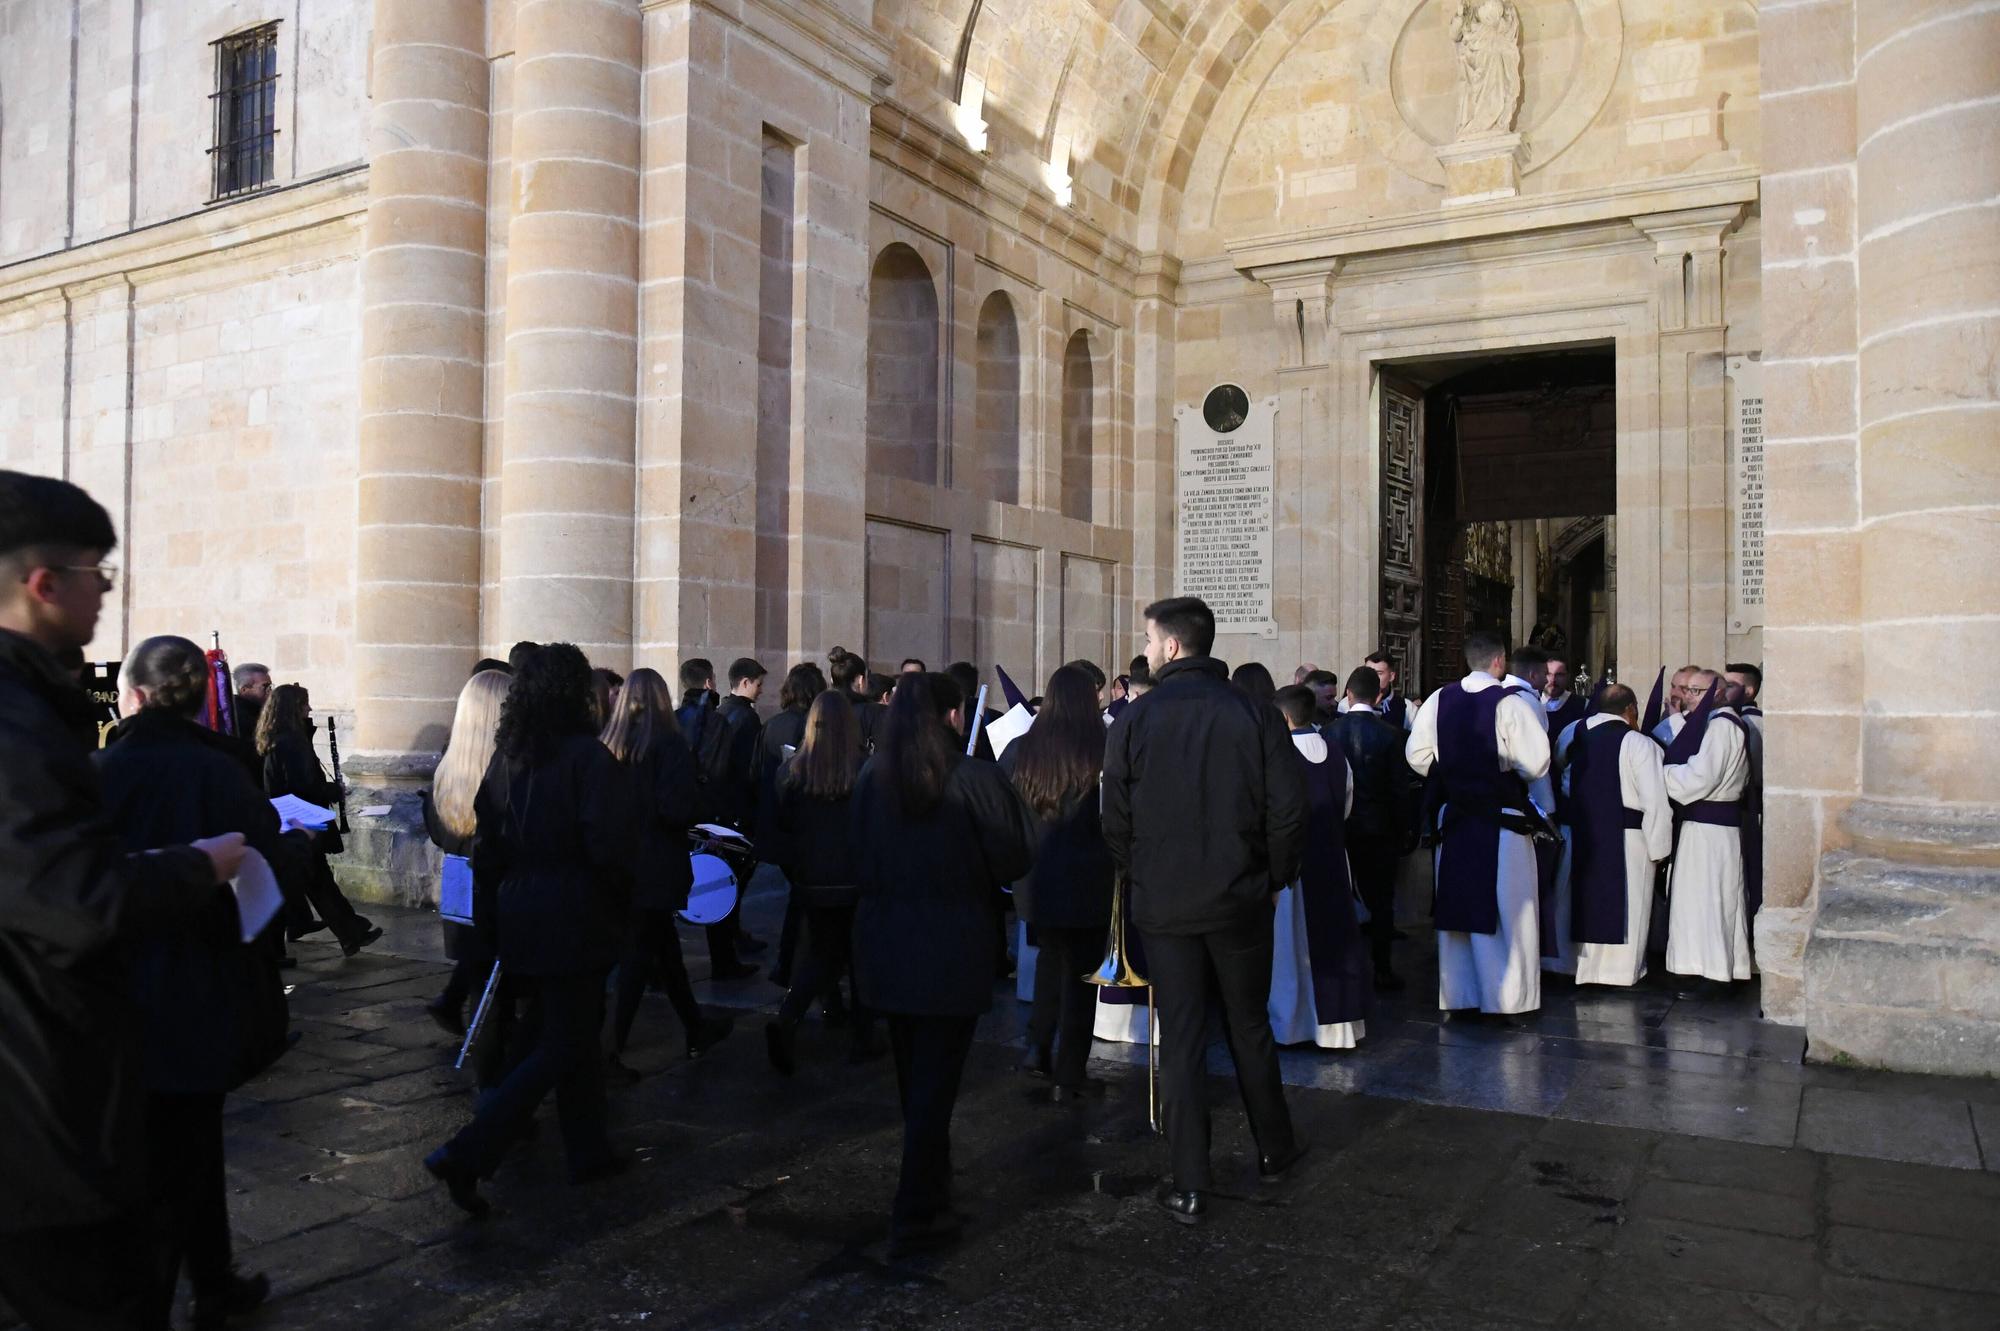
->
[209,23,281,201]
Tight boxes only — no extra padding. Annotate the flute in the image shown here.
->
[326,715,352,834]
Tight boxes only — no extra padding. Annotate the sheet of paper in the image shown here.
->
[986,703,1035,760]
[356,804,392,818]
[270,794,335,831]
[230,847,285,943]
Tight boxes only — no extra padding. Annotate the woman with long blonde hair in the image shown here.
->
[603,668,730,1069]
[421,668,511,1035]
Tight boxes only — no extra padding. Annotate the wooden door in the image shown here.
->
[1378,373,1426,688]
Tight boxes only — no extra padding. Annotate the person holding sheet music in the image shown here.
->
[96,634,292,1329]
[255,684,380,955]
[1001,665,1115,1102]
[603,668,730,1070]
[424,644,636,1214]
[421,669,511,1039]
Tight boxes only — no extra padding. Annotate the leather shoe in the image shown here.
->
[688,1015,733,1059]
[423,1148,489,1216]
[765,1020,797,1075]
[1159,1190,1206,1225]
[1258,1140,1311,1183]
[1050,1078,1107,1104]
[190,1269,269,1331]
[1017,1043,1053,1079]
[426,998,466,1038]
[340,924,383,957]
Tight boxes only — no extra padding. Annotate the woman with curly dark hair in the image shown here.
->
[424,643,635,1214]
[256,684,378,955]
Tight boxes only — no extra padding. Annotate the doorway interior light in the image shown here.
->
[952,73,989,153]
[1044,135,1073,208]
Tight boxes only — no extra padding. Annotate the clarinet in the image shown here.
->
[326,715,352,834]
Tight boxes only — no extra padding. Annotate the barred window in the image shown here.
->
[209,23,281,201]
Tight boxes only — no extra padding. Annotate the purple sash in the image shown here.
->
[1568,721,1641,944]
[1432,683,1534,936]
[1295,741,1369,1024]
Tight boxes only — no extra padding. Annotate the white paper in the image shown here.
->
[693,822,749,842]
[356,804,392,818]
[230,848,285,943]
[270,794,335,832]
[986,703,1035,760]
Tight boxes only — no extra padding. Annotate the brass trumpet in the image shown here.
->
[1088,874,1158,1133]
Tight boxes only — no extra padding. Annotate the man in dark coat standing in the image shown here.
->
[1335,667,1419,991]
[1102,596,1309,1225]
[0,470,246,1330]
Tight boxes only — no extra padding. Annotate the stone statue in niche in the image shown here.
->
[1450,0,1523,138]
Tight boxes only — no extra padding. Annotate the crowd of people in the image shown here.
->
[0,466,1768,1327]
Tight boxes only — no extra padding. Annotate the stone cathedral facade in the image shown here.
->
[1,0,1995,1076]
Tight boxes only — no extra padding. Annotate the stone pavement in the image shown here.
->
[5,884,1998,1330]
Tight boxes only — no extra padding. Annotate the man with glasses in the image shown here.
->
[0,469,248,1329]
[1651,665,1701,745]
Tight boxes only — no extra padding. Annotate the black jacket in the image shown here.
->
[772,768,861,904]
[851,695,885,754]
[0,629,220,1232]
[851,751,1035,1016]
[702,695,763,829]
[1333,709,1419,847]
[624,732,701,912]
[472,732,636,976]
[998,747,1113,930]
[1102,656,1307,936]
[95,710,292,1094]
[754,705,808,845]
[262,728,344,854]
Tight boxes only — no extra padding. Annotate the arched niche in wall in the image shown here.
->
[1060,328,1095,523]
[867,243,941,484]
[975,290,1022,505]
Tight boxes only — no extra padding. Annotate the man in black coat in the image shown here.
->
[0,470,246,1330]
[1102,596,1309,1225]
[1334,667,1419,991]
[700,656,768,976]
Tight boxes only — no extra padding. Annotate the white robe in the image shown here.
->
[1559,715,1674,987]
[1268,733,1363,1048]
[1663,709,1753,981]
[1406,672,1552,1014]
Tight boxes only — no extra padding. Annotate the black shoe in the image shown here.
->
[426,998,467,1038]
[1018,1044,1053,1080]
[1258,1140,1311,1183]
[190,1269,270,1331]
[423,1148,489,1216]
[286,922,327,942]
[688,1015,732,1059]
[604,1053,641,1084]
[710,961,759,982]
[887,1209,965,1259]
[1050,1080,1107,1105]
[339,925,383,957]
[1159,1190,1206,1226]
[765,1020,797,1075]
[1373,970,1407,993]
[736,933,769,955]
[569,1152,629,1187]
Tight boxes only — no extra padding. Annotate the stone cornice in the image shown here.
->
[674,0,892,98]
[0,166,367,306]
[1225,167,1761,279]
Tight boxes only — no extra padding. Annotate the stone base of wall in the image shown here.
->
[1801,803,2000,1077]
[327,773,444,910]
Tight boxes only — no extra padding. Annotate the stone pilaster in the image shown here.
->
[1799,0,2000,1074]
[498,0,642,666]
[354,0,488,760]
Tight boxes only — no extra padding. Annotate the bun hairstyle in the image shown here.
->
[120,635,209,718]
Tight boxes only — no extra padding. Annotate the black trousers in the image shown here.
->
[777,901,870,1034]
[611,908,703,1052]
[446,972,612,1177]
[1141,917,1296,1192]
[0,1212,164,1331]
[144,1091,231,1318]
[302,851,368,946]
[1026,924,1103,1089]
[773,880,804,983]
[885,1014,978,1228]
[1348,834,1400,974]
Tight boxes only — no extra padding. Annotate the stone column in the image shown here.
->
[354,0,488,759]
[1801,0,2000,1074]
[499,0,642,667]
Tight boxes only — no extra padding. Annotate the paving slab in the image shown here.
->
[1798,1084,1984,1168]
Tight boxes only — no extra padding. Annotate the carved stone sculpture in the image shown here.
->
[1450,0,1523,138]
